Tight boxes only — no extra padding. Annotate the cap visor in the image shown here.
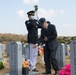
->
[39,23,44,27]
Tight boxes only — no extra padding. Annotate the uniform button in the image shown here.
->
[36,26,38,28]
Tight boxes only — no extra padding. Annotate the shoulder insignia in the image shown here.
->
[36,21,39,24]
[27,21,30,24]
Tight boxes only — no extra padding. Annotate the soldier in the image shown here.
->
[33,18,59,75]
[25,10,41,72]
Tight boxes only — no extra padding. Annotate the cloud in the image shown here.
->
[23,0,39,4]
[38,8,55,20]
[16,8,65,19]
[16,10,25,18]
[38,8,65,20]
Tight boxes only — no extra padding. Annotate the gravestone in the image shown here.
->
[8,42,22,75]
[56,43,66,69]
[0,44,4,60]
[22,43,30,59]
[70,40,76,75]
[6,44,10,56]
[65,44,68,56]
[0,44,2,60]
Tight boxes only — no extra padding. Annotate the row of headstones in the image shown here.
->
[6,42,38,75]
[0,43,30,60]
[0,42,69,75]
[57,41,76,75]
[5,42,67,75]
[0,41,75,75]
[6,43,69,58]
[6,43,30,59]
[22,43,68,69]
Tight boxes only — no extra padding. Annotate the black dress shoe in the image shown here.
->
[42,71,51,74]
[54,71,59,75]
[32,69,39,72]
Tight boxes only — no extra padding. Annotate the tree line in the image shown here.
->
[0,33,76,44]
[0,33,27,44]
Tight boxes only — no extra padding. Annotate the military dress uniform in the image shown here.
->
[25,10,41,71]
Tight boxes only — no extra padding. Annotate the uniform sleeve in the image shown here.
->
[47,25,57,41]
[25,21,32,28]
[36,21,42,28]
[37,30,44,45]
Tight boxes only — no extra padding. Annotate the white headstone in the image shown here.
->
[0,44,4,60]
[65,44,68,56]
[22,43,30,59]
[8,42,22,75]
[6,44,10,56]
[56,43,66,69]
[70,40,76,75]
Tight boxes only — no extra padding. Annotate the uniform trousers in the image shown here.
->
[29,43,38,70]
[44,43,59,72]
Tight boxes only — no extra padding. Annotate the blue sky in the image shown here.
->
[0,0,76,36]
